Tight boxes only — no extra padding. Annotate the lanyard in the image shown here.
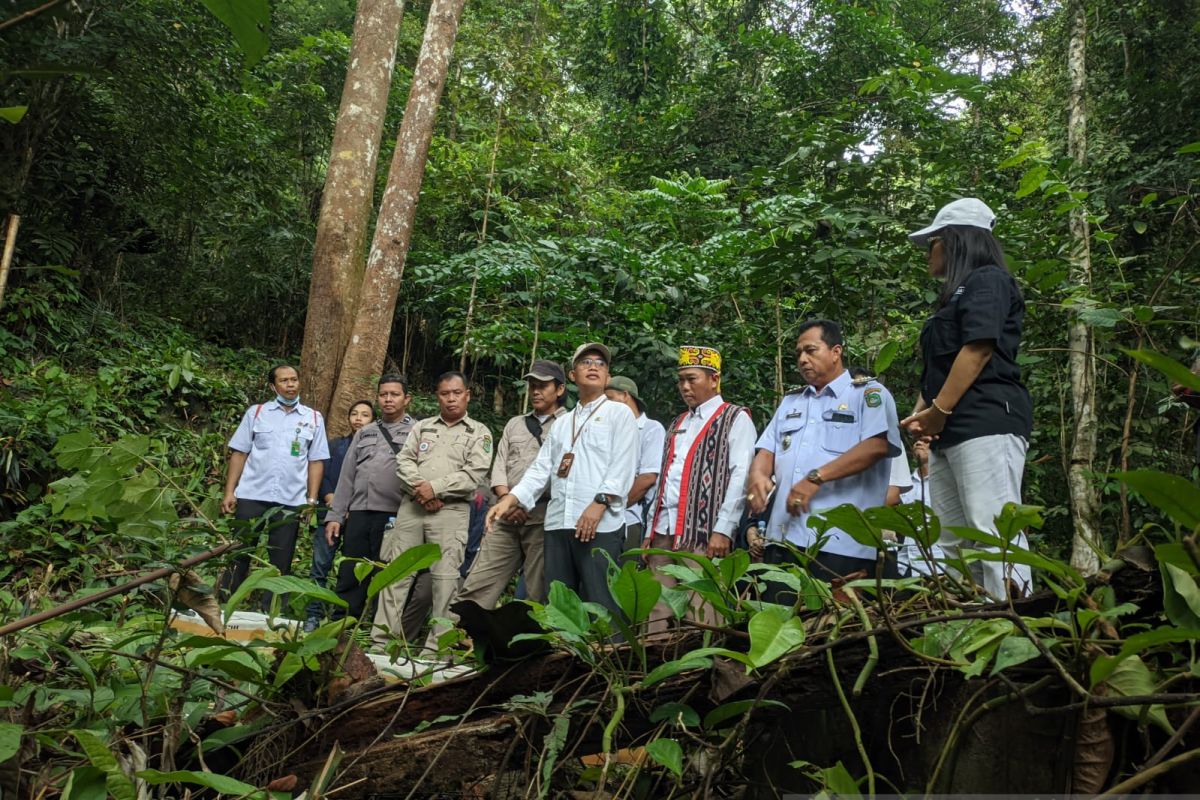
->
[569,398,607,451]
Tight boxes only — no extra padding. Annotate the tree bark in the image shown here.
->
[330,0,469,425]
[300,0,407,427]
[1066,0,1101,575]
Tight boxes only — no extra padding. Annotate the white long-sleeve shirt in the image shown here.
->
[511,395,639,533]
[651,394,757,537]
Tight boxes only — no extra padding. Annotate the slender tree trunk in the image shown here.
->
[330,0,469,426]
[300,0,407,425]
[0,215,19,309]
[459,106,503,373]
[1066,0,1101,575]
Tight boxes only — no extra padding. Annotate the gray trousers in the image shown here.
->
[457,515,546,609]
[929,433,1032,599]
[543,526,623,618]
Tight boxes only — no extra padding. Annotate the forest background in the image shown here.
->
[4,0,1199,560]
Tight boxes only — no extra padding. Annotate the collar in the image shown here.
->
[381,414,414,428]
[436,414,473,430]
[802,369,850,399]
[576,394,607,411]
[265,398,309,416]
[689,393,725,419]
[531,406,567,420]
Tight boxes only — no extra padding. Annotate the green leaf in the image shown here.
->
[1161,562,1200,629]
[1177,140,1200,154]
[1113,469,1200,530]
[257,575,347,608]
[1101,655,1174,734]
[0,722,22,762]
[199,0,271,66]
[1090,627,1200,686]
[609,560,661,625]
[52,430,98,469]
[543,581,591,636]
[717,548,750,588]
[1132,221,1148,234]
[648,702,700,727]
[990,636,1039,676]
[1016,164,1048,198]
[702,698,789,730]
[138,768,261,796]
[0,106,27,124]
[72,730,136,800]
[645,738,683,777]
[367,543,440,600]
[642,655,712,689]
[1122,349,1200,392]
[62,767,107,800]
[746,606,806,668]
[872,339,901,375]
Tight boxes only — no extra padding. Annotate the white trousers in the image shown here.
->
[929,434,1033,599]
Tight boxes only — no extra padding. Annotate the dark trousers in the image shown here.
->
[221,499,300,612]
[761,545,899,604]
[330,510,392,621]
[306,522,339,621]
[543,527,624,618]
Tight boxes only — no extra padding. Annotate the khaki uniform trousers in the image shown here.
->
[645,533,718,637]
[372,499,469,653]
[456,515,546,609]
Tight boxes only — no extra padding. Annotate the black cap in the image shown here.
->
[523,359,566,384]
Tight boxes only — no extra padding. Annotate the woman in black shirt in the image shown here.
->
[901,198,1033,598]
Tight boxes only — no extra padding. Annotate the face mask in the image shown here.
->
[276,393,300,407]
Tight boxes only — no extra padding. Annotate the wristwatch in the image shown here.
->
[805,469,825,486]
[306,497,318,505]
[594,493,612,507]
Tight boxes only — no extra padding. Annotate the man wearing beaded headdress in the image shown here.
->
[643,345,757,635]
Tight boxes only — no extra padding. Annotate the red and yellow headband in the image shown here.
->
[678,345,721,373]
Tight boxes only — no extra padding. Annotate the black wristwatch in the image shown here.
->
[806,468,825,486]
[594,493,612,507]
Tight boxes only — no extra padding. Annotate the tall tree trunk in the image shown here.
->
[329,0,468,430]
[300,0,407,424]
[1066,0,1101,575]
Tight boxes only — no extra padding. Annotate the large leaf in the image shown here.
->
[1114,470,1200,531]
[873,338,901,375]
[0,106,28,124]
[1101,655,1174,734]
[644,738,683,778]
[71,730,136,800]
[649,702,700,727]
[138,769,260,796]
[1122,348,1200,392]
[1090,627,1200,686]
[0,722,22,762]
[609,561,661,625]
[746,606,806,668]
[542,581,591,636]
[702,698,789,730]
[642,655,712,689]
[1161,562,1200,629]
[990,636,1039,676]
[366,543,440,600]
[199,0,271,66]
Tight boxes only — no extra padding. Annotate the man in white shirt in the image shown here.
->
[486,343,638,617]
[644,346,756,635]
[604,376,667,553]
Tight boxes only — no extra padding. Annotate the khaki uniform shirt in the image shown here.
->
[490,407,567,523]
[396,414,493,501]
[327,415,415,524]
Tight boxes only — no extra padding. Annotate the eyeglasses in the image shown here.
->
[926,236,942,254]
[577,358,607,368]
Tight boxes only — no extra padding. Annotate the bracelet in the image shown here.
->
[930,399,953,416]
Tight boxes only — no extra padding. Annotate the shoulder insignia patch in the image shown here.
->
[865,388,882,408]
[482,436,493,455]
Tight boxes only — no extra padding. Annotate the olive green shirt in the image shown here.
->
[396,414,493,501]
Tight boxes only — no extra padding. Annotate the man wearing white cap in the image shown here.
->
[486,343,638,615]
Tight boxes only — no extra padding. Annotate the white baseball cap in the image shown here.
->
[908,198,997,247]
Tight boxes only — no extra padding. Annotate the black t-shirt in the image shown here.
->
[919,265,1033,448]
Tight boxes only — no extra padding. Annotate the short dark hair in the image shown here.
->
[378,373,408,394]
[797,319,843,348]
[348,400,376,419]
[936,225,1012,307]
[436,370,468,390]
[268,364,298,385]
[848,366,870,379]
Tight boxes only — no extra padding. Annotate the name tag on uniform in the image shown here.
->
[786,410,803,419]
[830,412,856,423]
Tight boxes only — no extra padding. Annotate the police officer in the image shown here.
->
[221,364,329,610]
[372,371,492,655]
[456,360,567,609]
[746,320,902,582]
[324,374,415,623]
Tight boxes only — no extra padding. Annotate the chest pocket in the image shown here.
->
[581,415,611,450]
[296,425,315,442]
[820,417,860,455]
[924,305,962,356]
[251,419,273,450]
[356,431,380,463]
[776,422,805,453]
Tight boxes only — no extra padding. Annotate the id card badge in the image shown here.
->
[291,439,302,457]
[556,452,575,478]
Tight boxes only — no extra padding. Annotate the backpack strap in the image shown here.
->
[377,421,404,455]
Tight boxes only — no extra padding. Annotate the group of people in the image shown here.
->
[219,197,1036,654]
